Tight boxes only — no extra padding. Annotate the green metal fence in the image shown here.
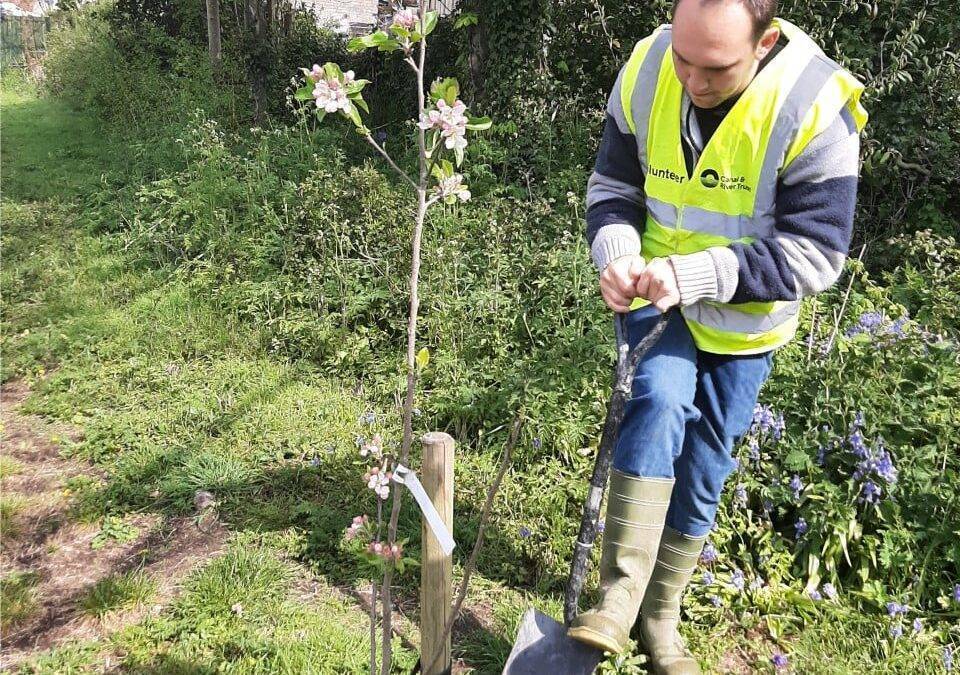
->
[1,15,51,69]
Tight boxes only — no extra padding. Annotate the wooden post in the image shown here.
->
[205,0,221,72]
[420,432,454,675]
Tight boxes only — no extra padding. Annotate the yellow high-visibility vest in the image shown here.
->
[621,18,868,354]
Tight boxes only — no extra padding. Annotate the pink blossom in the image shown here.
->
[313,78,350,114]
[392,8,416,30]
[418,99,469,151]
[308,64,323,81]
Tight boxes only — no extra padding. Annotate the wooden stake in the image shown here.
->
[420,432,454,675]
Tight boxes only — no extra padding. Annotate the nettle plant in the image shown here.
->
[293,4,490,673]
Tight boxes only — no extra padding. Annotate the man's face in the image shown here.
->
[672,0,779,109]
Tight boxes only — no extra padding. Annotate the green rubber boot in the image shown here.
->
[567,470,675,654]
[637,525,708,674]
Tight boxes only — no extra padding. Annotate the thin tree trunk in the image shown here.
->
[205,0,222,72]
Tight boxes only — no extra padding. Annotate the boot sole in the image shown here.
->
[566,625,624,654]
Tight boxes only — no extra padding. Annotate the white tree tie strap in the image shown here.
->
[393,464,456,556]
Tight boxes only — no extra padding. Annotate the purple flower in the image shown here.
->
[822,583,837,600]
[519,526,532,539]
[700,543,718,564]
[752,404,776,435]
[848,430,869,458]
[816,445,827,466]
[709,594,722,607]
[748,437,760,462]
[532,437,542,450]
[762,498,774,515]
[794,517,808,537]
[773,413,786,441]
[808,588,822,601]
[953,583,960,603]
[597,520,605,533]
[730,568,745,592]
[889,623,903,638]
[945,645,953,672]
[886,601,907,617]
[771,652,788,670]
[360,411,376,425]
[789,474,803,500]
[912,617,922,634]
[374,130,388,143]
[860,480,882,504]
[702,571,715,585]
[734,484,748,508]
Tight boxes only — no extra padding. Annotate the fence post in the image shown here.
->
[420,431,454,675]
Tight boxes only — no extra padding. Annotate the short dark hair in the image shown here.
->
[674,0,778,43]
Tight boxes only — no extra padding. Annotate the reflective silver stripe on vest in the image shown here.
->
[645,195,677,226]
[683,299,801,333]
[752,55,838,220]
[630,28,673,174]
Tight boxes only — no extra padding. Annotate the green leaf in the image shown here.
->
[352,95,370,114]
[454,12,478,29]
[466,116,492,131]
[348,31,389,52]
[294,85,313,102]
[343,101,364,128]
[430,77,460,105]
[454,144,464,167]
[323,62,343,81]
[421,10,438,36]
[346,79,370,95]
[416,347,430,370]
[316,109,327,124]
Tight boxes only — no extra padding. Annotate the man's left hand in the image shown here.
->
[634,257,681,312]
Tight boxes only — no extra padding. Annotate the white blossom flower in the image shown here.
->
[313,78,350,114]
[435,173,471,202]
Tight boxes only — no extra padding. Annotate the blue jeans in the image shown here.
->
[612,304,775,537]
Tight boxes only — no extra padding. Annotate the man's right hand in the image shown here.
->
[599,255,647,313]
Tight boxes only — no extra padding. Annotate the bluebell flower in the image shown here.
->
[700,543,718,564]
[953,583,960,603]
[816,445,827,466]
[597,520,605,533]
[822,583,837,600]
[734,484,747,508]
[702,571,714,585]
[709,594,722,607]
[886,601,907,617]
[860,480,882,505]
[773,413,786,441]
[730,568,745,592]
[532,437,542,450]
[848,430,869,458]
[762,498,774,516]
[519,526,532,539]
[889,623,903,638]
[794,517,808,537]
[808,588,822,601]
[944,645,953,672]
[771,652,788,670]
[310,456,321,467]
[748,437,760,462]
[912,617,922,634]
[359,411,376,425]
[789,474,803,500]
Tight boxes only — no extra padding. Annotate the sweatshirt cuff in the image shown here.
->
[669,251,719,306]
[591,223,642,272]
[708,246,740,303]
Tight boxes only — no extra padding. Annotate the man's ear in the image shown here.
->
[755,26,780,60]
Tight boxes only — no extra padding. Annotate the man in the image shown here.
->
[566,0,867,672]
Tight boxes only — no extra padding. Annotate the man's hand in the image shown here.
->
[599,255,647,313]
[635,257,681,312]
